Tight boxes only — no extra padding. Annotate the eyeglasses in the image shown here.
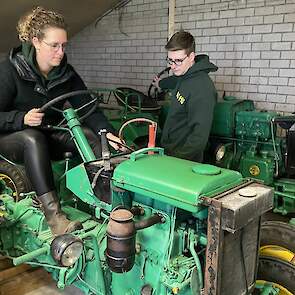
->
[42,40,67,52]
[166,55,188,66]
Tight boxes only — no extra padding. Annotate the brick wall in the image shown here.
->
[63,0,295,112]
[173,0,295,113]
[67,0,169,94]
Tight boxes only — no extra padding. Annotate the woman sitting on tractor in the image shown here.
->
[0,6,124,236]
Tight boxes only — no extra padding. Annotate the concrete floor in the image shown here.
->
[0,267,84,295]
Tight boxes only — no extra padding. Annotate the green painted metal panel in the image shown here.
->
[211,97,254,137]
[273,178,295,215]
[113,148,243,212]
[236,110,279,140]
[239,152,275,185]
[66,163,95,205]
[63,108,96,162]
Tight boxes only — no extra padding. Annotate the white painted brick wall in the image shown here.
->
[65,0,295,113]
[67,0,168,93]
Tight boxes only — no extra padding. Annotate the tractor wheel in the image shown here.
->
[260,221,295,265]
[0,161,32,201]
[257,256,295,295]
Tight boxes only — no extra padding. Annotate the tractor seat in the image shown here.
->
[275,116,295,130]
[114,87,161,112]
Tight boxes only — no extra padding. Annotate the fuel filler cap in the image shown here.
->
[192,164,221,175]
[238,187,257,198]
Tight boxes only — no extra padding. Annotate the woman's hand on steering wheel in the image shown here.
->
[24,108,45,127]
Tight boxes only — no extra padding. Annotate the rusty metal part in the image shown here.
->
[130,206,145,216]
[200,179,256,206]
[135,213,165,230]
[106,209,136,273]
[203,182,272,295]
[204,199,223,295]
[106,209,165,273]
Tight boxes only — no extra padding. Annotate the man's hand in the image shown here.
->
[106,132,128,152]
[24,108,44,126]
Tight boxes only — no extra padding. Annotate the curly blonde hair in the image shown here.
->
[16,6,67,42]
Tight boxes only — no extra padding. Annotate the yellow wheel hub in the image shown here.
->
[260,245,295,265]
[0,173,17,198]
[256,280,293,295]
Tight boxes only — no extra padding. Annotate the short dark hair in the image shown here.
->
[165,31,195,55]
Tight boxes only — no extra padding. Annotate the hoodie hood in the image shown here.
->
[159,54,218,91]
[9,43,69,83]
[184,54,218,78]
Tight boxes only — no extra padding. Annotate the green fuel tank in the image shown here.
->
[112,148,243,213]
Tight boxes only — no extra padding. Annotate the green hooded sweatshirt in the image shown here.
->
[159,54,218,162]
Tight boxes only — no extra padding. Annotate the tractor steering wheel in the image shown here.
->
[39,89,98,126]
[147,67,170,100]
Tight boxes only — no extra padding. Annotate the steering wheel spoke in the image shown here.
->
[50,106,64,113]
[148,67,170,100]
[40,90,99,127]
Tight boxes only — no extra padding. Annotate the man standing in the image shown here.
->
[155,31,218,162]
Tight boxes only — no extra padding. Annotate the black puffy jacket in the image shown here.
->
[0,45,114,134]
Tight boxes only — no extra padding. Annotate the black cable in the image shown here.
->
[91,167,104,189]
[240,228,249,295]
[107,138,134,152]
[94,0,132,27]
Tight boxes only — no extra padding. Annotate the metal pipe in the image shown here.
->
[274,191,295,199]
[189,230,203,290]
[135,213,164,230]
[92,236,106,294]
[13,246,48,265]
[64,109,96,162]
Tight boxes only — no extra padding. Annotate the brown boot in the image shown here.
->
[38,191,82,236]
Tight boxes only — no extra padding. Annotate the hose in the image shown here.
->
[118,118,158,141]
[135,213,164,230]
[270,119,280,177]
[189,229,203,290]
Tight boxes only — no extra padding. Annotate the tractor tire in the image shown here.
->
[257,256,295,294]
[0,161,32,201]
[262,211,291,223]
[260,221,295,253]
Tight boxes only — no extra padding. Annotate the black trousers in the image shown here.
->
[0,127,101,196]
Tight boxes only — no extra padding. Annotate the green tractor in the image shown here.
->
[206,95,295,295]
[0,90,289,294]
[0,87,160,198]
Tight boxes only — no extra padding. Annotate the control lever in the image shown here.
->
[99,129,111,171]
